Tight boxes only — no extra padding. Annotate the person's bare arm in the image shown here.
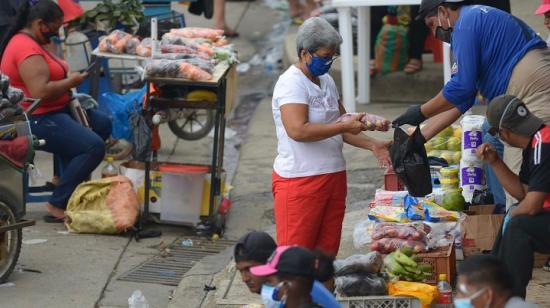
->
[420,91,457,118]
[477,143,527,201]
[511,191,546,216]
[18,55,87,100]
[280,103,365,142]
[421,107,462,141]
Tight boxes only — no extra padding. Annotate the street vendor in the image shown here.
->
[392,0,550,208]
[271,17,391,256]
[0,0,112,222]
[476,95,550,298]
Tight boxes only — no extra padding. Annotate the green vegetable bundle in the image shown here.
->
[383,247,433,282]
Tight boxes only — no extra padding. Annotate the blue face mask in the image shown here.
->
[453,287,487,308]
[306,54,334,77]
[261,284,283,308]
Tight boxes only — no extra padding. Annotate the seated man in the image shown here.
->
[233,231,339,308]
[476,95,550,298]
[455,254,537,308]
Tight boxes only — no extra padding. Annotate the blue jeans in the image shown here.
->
[481,120,506,207]
[30,107,112,209]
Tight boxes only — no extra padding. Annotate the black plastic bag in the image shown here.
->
[334,252,383,277]
[390,127,432,197]
[335,273,388,297]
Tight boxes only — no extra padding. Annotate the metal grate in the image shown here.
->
[118,236,235,286]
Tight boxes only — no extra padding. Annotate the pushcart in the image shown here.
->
[0,99,44,282]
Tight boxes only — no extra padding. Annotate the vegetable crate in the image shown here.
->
[416,243,456,285]
[338,296,421,308]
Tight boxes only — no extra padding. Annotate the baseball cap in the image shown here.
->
[234,231,277,263]
[535,0,550,15]
[250,246,316,278]
[417,0,465,20]
[487,95,544,137]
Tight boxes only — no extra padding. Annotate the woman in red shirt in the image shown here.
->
[0,0,112,221]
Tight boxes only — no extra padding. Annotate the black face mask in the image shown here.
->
[435,15,453,44]
[41,27,58,44]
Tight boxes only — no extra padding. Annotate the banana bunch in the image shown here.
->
[383,247,433,282]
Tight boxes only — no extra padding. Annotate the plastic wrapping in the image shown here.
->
[136,38,152,57]
[338,112,390,131]
[148,56,215,74]
[334,252,384,276]
[161,33,215,56]
[125,37,140,55]
[368,206,407,223]
[169,27,225,41]
[98,30,133,54]
[144,59,213,81]
[370,238,427,254]
[374,189,408,206]
[371,223,426,241]
[336,274,388,297]
[421,200,459,222]
[160,44,210,60]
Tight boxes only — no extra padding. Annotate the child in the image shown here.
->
[535,0,550,45]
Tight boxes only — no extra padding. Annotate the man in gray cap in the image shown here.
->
[393,0,550,209]
[476,94,550,299]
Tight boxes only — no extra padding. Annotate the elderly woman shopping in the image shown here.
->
[271,17,391,256]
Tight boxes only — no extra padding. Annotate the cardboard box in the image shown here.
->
[461,205,504,257]
[417,243,456,285]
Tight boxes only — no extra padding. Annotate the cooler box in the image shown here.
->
[159,164,209,225]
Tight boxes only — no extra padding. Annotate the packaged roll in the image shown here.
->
[459,159,486,202]
[460,115,485,162]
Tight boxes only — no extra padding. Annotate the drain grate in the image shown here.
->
[118,236,235,286]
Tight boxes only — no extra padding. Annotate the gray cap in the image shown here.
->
[417,0,465,20]
[487,95,544,137]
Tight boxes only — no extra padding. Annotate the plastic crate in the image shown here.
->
[338,296,421,308]
[416,243,456,285]
[384,169,404,191]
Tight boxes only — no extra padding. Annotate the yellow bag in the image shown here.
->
[65,176,139,234]
[388,281,438,308]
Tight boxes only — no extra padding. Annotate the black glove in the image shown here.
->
[392,105,426,127]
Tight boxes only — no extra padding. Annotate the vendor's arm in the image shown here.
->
[511,191,546,216]
[421,107,462,141]
[419,91,456,119]
[18,55,87,100]
[280,103,366,142]
[476,143,527,201]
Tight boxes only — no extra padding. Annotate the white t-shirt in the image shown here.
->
[272,65,345,178]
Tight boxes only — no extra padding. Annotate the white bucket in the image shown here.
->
[460,115,485,163]
[459,159,486,203]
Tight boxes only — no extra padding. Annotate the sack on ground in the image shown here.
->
[374,14,408,75]
[65,176,139,234]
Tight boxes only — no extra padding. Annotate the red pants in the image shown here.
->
[272,170,347,256]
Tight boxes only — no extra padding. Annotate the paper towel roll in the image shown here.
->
[460,115,485,163]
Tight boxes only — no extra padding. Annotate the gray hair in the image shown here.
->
[296,17,342,58]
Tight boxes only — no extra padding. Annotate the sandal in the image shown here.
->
[403,59,423,74]
[544,258,550,272]
[43,215,65,223]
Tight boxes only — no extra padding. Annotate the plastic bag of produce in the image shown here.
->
[169,27,225,41]
[353,219,377,249]
[368,206,408,223]
[335,274,388,297]
[371,221,427,241]
[124,37,140,55]
[390,126,432,197]
[136,38,152,57]
[161,33,215,56]
[338,112,390,131]
[388,281,438,308]
[144,59,213,81]
[370,238,427,254]
[334,252,383,276]
[160,43,210,60]
[99,30,133,54]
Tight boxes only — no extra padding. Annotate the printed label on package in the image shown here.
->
[463,129,482,149]
[461,166,484,186]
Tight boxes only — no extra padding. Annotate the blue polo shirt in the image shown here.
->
[443,5,546,113]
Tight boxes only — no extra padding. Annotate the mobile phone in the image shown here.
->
[81,61,96,74]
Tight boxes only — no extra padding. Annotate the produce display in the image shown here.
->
[369,222,429,254]
[98,30,134,54]
[423,125,462,165]
[384,248,434,282]
[144,59,213,81]
[338,112,391,131]
[334,252,389,297]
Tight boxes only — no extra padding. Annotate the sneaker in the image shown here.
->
[544,258,550,272]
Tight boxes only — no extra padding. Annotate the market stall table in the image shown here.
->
[89,49,234,231]
[331,0,452,111]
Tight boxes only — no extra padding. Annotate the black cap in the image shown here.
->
[234,231,277,263]
[487,95,544,137]
[276,247,316,278]
[417,0,465,20]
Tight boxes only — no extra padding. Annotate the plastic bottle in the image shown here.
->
[101,157,118,178]
[436,274,453,308]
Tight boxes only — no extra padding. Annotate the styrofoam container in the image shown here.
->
[460,115,485,162]
[459,159,486,202]
[159,164,209,225]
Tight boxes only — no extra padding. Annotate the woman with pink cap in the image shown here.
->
[535,0,550,45]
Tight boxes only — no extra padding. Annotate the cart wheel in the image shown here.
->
[168,109,215,141]
[0,193,22,283]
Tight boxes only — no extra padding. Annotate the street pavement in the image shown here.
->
[1,0,549,307]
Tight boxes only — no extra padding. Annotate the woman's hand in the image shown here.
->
[68,72,88,88]
[341,113,367,135]
[372,139,392,168]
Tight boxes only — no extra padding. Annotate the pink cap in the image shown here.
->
[250,246,291,276]
[535,0,550,15]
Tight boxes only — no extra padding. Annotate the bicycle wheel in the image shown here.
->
[168,109,214,140]
[0,191,22,283]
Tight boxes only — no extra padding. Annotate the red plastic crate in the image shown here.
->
[384,169,405,191]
